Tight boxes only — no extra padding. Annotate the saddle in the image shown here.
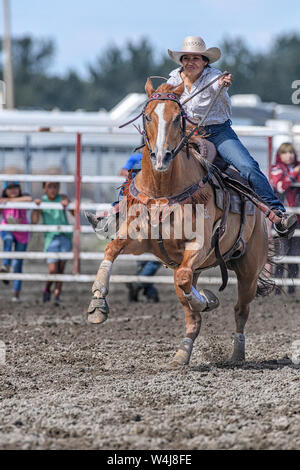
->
[121,140,270,292]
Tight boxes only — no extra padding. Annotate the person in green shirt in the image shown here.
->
[32,182,74,304]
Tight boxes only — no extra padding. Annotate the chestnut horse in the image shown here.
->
[86,79,270,367]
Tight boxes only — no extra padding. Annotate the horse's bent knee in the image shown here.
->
[175,267,193,293]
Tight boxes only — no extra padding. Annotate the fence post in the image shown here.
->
[25,135,31,194]
[267,136,273,181]
[73,133,82,275]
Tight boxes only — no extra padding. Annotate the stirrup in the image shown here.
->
[273,213,298,239]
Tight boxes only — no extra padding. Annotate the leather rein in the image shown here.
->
[118,74,232,290]
[119,72,230,158]
[120,91,196,161]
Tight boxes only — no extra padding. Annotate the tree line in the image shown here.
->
[0,33,300,111]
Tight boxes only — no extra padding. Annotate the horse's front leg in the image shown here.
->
[87,239,126,324]
[170,249,219,367]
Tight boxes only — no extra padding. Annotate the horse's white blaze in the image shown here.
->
[154,103,166,168]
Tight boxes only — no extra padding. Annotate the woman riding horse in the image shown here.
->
[167,35,297,238]
[84,36,297,367]
[95,36,296,239]
[86,77,274,367]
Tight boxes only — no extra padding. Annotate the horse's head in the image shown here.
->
[144,78,185,172]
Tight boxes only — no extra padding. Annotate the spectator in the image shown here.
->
[270,143,300,295]
[0,181,32,302]
[31,182,73,304]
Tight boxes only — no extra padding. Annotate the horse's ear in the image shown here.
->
[145,78,155,97]
[173,81,185,97]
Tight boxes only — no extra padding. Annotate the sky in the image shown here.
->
[1,0,300,77]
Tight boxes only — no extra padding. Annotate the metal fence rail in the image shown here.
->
[0,127,299,286]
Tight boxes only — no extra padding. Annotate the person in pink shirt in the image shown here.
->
[0,181,32,302]
[270,143,300,295]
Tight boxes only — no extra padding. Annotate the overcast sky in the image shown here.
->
[2,0,300,76]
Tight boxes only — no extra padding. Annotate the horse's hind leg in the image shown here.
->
[231,274,258,362]
[87,239,126,324]
[170,269,219,367]
[169,272,202,367]
[231,214,268,362]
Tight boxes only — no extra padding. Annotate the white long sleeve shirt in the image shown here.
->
[167,66,232,125]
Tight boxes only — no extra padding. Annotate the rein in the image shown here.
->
[119,71,230,159]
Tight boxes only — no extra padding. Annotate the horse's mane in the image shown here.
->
[156,83,178,93]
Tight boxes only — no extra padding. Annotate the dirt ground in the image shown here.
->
[0,265,300,450]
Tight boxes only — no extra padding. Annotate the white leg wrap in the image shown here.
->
[92,260,112,298]
[179,337,194,355]
[232,333,246,361]
[172,337,194,365]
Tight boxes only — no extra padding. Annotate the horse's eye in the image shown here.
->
[145,114,152,123]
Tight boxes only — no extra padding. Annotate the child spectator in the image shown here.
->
[0,181,32,302]
[270,142,300,294]
[31,182,73,304]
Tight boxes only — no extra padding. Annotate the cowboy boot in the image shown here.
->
[273,212,298,239]
[85,203,120,240]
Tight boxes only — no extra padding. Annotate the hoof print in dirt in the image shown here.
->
[87,297,109,324]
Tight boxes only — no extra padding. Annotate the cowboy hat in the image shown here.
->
[168,36,221,65]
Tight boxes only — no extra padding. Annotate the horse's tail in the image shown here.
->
[256,238,282,297]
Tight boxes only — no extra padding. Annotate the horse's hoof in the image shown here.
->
[200,289,220,312]
[167,361,186,370]
[88,310,108,324]
[167,349,190,369]
[230,353,245,364]
[87,297,109,324]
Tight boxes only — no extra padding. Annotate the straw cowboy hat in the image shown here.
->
[168,36,221,65]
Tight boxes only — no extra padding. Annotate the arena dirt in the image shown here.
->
[0,271,299,450]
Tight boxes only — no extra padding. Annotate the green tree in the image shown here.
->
[1,32,300,111]
[85,38,158,110]
[218,37,257,95]
[254,33,300,103]
[0,35,87,110]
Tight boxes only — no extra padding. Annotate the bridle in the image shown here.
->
[143,91,195,161]
[119,71,230,161]
[119,91,195,161]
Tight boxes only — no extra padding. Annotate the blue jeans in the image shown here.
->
[137,261,161,290]
[203,119,285,212]
[1,232,27,292]
[116,169,140,203]
[46,234,72,264]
